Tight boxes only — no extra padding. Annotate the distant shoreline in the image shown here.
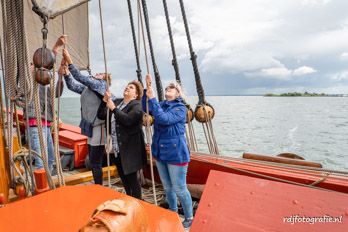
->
[263,92,348,97]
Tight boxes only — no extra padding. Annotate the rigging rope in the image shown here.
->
[97,0,111,187]
[1,0,34,192]
[127,0,143,85]
[178,0,204,105]
[50,66,65,186]
[162,0,181,85]
[22,61,36,195]
[2,0,33,102]
[57,14,65,130]
[137,0,150,75]
[161,0,198,151]
[0,38,6,133]
[138,0,157,205]
[33,80,55,189]
[178,0,219,154]
[140,0,164,101]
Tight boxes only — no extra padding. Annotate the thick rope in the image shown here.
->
[176,0,220,154]
[2,0,33,102]
[188,121,198,151]
[202,104,219,154]
[141,0,164,101]
[126,0,143,85]
[178,0,205,104]
[1,0,10,151]
[2,0,34,191]
[33,81,55,189]
[162,0,181,85]
[138,0,157,205]
[50,66,65,186]
[161,1,199,153]
[138,0,150,74]
[8,103,30,193]
[22,63,36,194]
[0,38,5,131]
[97,0,111,187]
[57,14,65,129]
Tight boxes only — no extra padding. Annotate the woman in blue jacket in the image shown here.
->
[146,74,193,229]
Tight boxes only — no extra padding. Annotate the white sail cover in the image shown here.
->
[33,0,89,19]
[0,0,90,70]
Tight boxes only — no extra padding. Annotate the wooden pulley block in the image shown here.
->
[142,113,154,126]
[186,105,194,123]
[35,68,51,86]
[194,104,215,123]
[33,47,55,70]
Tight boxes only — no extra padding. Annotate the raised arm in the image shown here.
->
[64,73,85,94]
[148,98,186,126]
[68,63,108,96]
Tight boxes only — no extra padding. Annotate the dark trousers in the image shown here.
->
[111,154,142,199]
[88,145,105,185]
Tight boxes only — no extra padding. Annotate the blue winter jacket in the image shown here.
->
[148,97,190,164]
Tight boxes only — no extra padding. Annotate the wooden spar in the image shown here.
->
[53,166,118,186]
[243,152,322,168]
[0,122,9,204]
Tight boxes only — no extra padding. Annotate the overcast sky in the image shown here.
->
[82,0,348,96]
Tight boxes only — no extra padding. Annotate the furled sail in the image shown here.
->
[0,0,90,70]
[32,0,89,19]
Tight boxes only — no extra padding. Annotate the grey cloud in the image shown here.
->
[69,0,348,96]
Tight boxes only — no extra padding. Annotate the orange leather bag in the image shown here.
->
[79,197,149,232]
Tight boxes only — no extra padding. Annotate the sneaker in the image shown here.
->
[182,218,193,229]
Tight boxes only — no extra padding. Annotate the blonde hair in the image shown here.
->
[167,82,186,100]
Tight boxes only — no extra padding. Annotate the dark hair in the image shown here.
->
[128,80,143,100]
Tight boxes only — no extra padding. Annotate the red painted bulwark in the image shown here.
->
[59,123,81,134]
[59,130,88,167]
[191,170,348,232]
[187,153,348,193]
[0,185,184,232]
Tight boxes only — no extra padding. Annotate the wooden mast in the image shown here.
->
[0,115,10,204]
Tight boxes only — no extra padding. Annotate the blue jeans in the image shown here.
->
[28,126,55,173]
[156,161,193,219]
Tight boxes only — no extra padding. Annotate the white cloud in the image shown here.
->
[246,65,317,80]
[330,71,348,81]
[293,66,317,76]
[302,0,332,6]
[340,52,348,60]
[260,67,292,79]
